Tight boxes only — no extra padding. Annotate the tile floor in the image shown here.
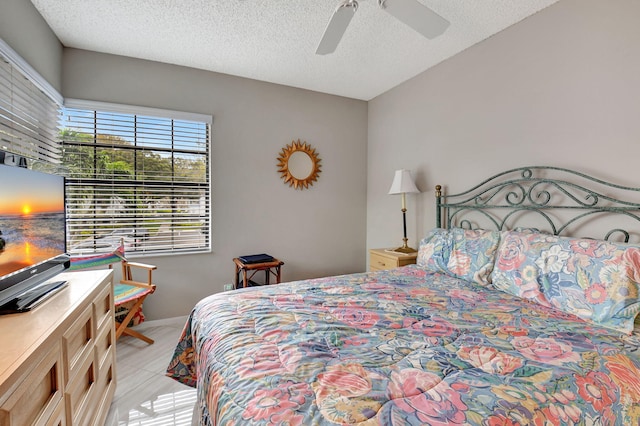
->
[104,316,197,426]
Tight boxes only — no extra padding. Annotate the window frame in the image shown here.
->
[61,99,213,258]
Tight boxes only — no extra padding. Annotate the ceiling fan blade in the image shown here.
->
[379,0,449,39]
[316,0,359,55]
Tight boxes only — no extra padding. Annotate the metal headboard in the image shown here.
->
[436,166,640,242]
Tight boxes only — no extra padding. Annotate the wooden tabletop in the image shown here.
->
[233,258,284,270]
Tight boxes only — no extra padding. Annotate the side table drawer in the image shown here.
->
[369,249,417,271]
[370,252,395,270]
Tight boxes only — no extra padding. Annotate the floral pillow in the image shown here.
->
[491,230,640,334]
[417,227,501,286]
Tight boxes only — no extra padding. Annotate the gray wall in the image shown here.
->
[367,0,640,255]
[5,0,640,319]
[0,0,368,320]
[62,49,368,319]
[0,0,62,91]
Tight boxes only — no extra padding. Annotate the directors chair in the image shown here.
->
[69,241,157,344]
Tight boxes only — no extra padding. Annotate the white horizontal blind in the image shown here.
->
[60,104,211,256]
[0,50,61,163]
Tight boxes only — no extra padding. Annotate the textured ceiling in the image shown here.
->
[30,0,560,101]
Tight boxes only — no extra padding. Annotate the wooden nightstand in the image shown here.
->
[369,248,417,271]
[233,257,284,289]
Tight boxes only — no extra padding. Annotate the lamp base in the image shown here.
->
[390,246,417,254]
[390,238,417,254]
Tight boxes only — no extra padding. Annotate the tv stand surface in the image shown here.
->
[0,270,116,426]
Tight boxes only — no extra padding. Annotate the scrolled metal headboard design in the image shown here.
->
[436,166,640,242]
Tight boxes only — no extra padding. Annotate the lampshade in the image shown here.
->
[388,169,419,195]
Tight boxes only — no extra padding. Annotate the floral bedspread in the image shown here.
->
[166,266,640,425]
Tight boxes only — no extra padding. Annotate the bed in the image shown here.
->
[167,166,640,425]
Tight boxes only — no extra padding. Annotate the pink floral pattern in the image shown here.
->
[167,266,640,425]
[511,336,581,366]
[491,231,640,333]
[418,227,501,286]
[395,382,468,425]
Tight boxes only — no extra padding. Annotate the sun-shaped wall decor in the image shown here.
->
[277,139,322,190]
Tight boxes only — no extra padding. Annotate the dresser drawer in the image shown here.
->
[0,342,63,426]
[62,305,94,385]
[44,400,66,426]
[65,348,96,426]
[91,348,116,426]
[95,319,115,370]
[93,283,113,334]
[369,249,417,271]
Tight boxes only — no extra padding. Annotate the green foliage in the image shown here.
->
[60,128,209,246]
[60,130,207,182]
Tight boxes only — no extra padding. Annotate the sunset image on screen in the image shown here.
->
[0,174,63,216]
[0,166,66,277]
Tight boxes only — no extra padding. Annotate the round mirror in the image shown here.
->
[287,151,313,180]
[277,139,321,190]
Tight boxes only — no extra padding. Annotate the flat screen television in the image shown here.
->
[0,162,69,312]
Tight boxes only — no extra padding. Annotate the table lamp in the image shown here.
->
[388,169,420,253]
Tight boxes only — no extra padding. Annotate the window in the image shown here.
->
[60,100,211,256]
[0,39,62,164]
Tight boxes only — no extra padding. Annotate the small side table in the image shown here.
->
[233,257,284,289]
[369,248,417,271]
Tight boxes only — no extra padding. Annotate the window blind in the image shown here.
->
[60,101,212,256]
[0,40,62,164]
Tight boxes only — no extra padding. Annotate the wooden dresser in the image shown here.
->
[369,248,418,271]
[0,270,116,426]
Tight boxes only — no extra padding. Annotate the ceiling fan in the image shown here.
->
[316,0,449,55]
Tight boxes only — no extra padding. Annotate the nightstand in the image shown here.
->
[369,248,417,271]
[233,257,284,289]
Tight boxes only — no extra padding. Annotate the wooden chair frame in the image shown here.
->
[69,241,158,345]
[115,260,157,344]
